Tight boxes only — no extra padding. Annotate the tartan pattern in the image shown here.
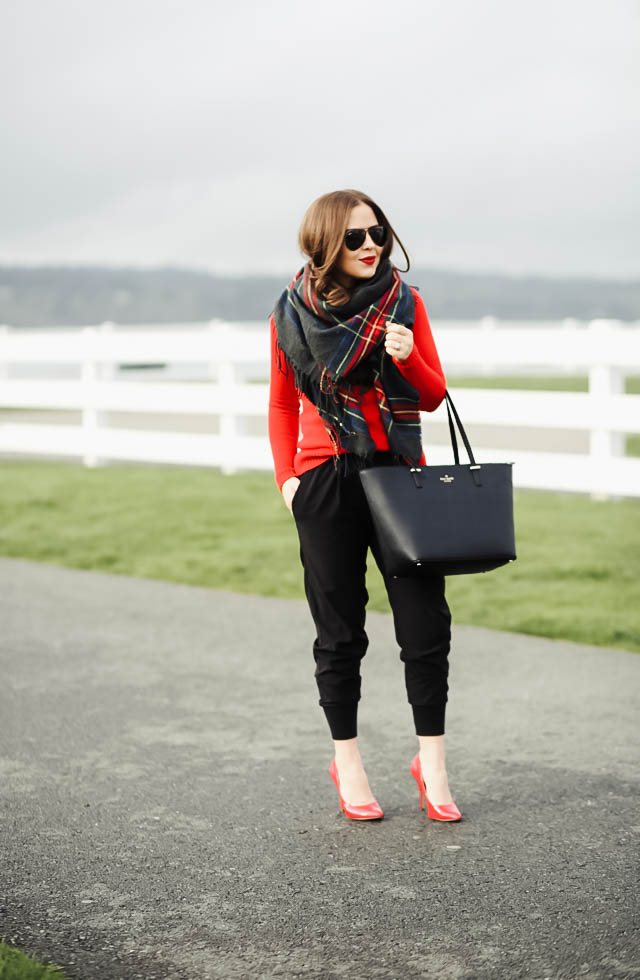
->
[272,258,423,464]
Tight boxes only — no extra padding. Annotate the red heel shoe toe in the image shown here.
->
[329,758,384,821]
[410,753,462,822]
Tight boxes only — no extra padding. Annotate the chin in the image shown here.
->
[353,263,378,279]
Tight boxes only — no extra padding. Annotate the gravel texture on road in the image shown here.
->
[1,557,638,980]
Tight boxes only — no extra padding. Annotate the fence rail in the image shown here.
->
[1,318,639,497]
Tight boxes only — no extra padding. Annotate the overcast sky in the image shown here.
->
[2,0,638,278]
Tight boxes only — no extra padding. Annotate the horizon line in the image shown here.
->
[0,260,638,285]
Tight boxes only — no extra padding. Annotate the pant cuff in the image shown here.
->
[412,702,446,736]
[322,702,358,740]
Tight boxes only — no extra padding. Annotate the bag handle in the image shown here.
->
[444,390,477,467]
[407,390,481,487]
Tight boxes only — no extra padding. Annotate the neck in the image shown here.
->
[333,269,355,294]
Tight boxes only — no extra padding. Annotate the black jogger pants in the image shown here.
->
[291,452,452,740]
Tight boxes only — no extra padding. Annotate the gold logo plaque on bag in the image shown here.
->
[440,474,454,483]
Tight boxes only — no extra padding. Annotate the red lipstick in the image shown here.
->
[360,257,376,265]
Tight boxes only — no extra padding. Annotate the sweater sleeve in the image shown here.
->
[267,315,300,491]
[392,288,447,411]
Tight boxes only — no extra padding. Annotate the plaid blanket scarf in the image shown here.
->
[272,257,422,465]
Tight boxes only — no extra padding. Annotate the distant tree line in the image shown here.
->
[0,265,638,326]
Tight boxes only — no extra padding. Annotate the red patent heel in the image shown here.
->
[410,753,462,822]
[328,758,384,821]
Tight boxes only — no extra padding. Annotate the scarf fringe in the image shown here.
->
[276,340,347,464]
[274,335,290,380]
[276,337,420,474]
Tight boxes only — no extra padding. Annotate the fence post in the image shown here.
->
[561,317,580,375]
[81,326,100,467]
[0,325,8,386]
[479,316,497,375]
[588,319,624,500]
[207,319,223,381]
[213,321,237,475]
[98,321,115,431]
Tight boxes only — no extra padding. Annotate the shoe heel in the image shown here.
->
[410,754,425,810]
[409,753,462,822]
[328,757,384,821]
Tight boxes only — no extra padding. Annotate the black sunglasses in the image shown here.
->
[344,224,388,251]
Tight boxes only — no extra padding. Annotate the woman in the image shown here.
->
[268,189,462,823]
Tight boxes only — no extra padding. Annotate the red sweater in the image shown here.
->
[268,287,447,491]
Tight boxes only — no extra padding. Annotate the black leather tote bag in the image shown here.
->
[359,391,516,577]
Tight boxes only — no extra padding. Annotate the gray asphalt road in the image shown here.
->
[0,557,638,980]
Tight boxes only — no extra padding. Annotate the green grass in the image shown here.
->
[1,460,638,653]
[447,373,640,393]
[0,942,66,979]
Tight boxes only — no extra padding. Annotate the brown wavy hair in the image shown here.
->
[297,189,411,305]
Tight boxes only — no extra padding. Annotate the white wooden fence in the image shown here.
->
[1,318,639,498]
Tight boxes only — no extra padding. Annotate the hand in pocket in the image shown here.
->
[282,476,300,513]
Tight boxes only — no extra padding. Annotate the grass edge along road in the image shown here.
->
[0,941,67,979]
[0,460,638,655]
